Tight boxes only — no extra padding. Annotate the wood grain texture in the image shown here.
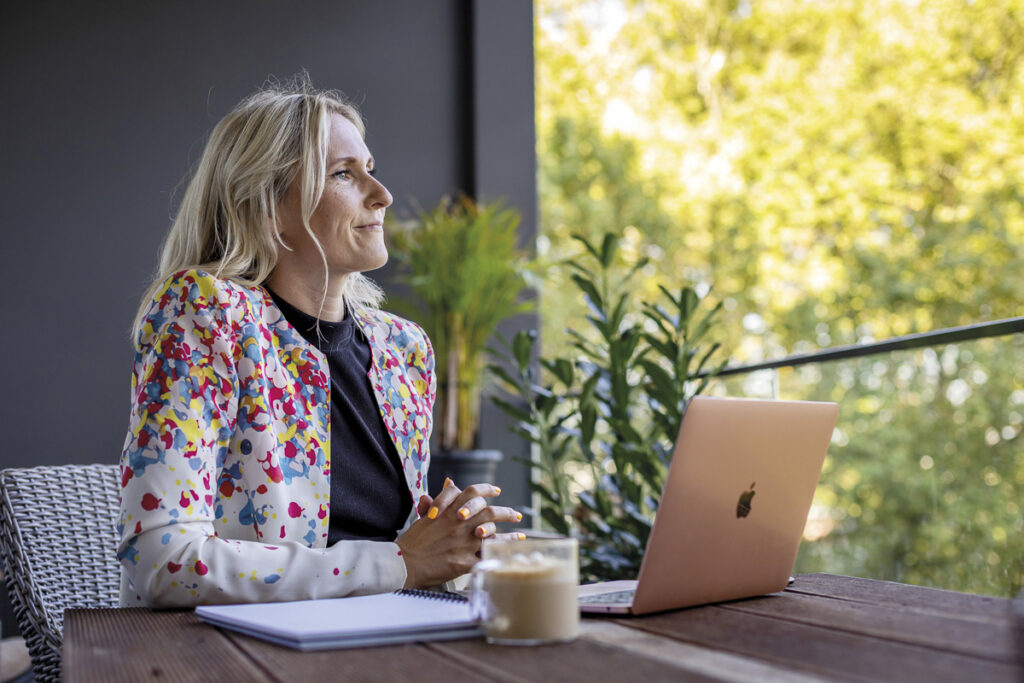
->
[60,576,1022,683]
[620,599,1018,683]
[426,635,721,683]
[63,608,268,683]
[719,588,1014,661]
[226,631,497,683]
[790,573,1013,621]
[580,618,828,683]
[224,617,722,683]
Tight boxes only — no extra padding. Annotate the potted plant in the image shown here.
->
[388,195,533,493]
[489,233,728,580]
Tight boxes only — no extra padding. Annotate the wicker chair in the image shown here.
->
[0,464,122,683]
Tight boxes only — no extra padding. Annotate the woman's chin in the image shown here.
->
[342,250,389,274]
[365,249,389,272]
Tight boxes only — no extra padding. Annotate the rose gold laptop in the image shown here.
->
[578,396,839,615]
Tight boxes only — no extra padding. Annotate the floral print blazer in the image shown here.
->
[117,269,435,607]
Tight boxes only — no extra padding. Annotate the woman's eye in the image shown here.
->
[332,169,352,180]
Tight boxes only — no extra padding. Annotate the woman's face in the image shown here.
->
[277,112,393,278]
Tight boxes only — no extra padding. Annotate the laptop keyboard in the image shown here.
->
[579,589,636,605]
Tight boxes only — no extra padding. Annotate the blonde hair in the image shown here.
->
[132,75,384,338]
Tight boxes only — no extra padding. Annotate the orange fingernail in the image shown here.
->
[516,533,527,541]
[443,477,453,489]
[494,486,501,494]
[458,507,470,520]
[478,527,490,538]
[515,512,523,522]
[427,507,439,520]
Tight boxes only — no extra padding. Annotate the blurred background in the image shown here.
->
[535,0,1022,598]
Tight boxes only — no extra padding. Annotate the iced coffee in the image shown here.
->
[471,537,579,645]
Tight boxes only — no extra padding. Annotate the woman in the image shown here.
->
[117,78,522,607]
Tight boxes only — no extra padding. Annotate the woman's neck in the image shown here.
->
[266,265,348,322]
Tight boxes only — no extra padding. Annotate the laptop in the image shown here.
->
[578,395,839,615]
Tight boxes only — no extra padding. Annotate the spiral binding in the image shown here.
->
[396,588,469,603]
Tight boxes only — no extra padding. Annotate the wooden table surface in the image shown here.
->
[63,573,1022,682]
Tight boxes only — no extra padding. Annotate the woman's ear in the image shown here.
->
[274,230,293,251]
[271,213,293,251]
[273,170,302,248]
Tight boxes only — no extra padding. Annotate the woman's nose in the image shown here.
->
[367,177,392,210]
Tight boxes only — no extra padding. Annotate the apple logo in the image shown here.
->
[736,482,756,518]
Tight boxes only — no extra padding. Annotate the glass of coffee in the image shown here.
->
[470,537,579,645]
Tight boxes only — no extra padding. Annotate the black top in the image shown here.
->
[267,289,412,544]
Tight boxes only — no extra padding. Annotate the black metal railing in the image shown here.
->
[707,315,1024,378]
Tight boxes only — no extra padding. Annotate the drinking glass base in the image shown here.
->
[484,634,579,646]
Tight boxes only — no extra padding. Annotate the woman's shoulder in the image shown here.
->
[138,269,267,341]
[354,308,432,351]
[146,269,269,314]
[155,268,260,300]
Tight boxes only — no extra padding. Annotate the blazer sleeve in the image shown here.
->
[117,271,407,607]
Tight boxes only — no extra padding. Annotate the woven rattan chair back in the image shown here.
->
[0,464,121,683]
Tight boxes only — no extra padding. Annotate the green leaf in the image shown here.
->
[533,485,559,505]
[552,432,574,460]
[511,424,540,442]
[512,330,535,369]
[539,358,574,388]
[641,332,675,360]
[486,363,522,392]
[620,327,641,361]
[641,302,676,334]
[585,313,610,338]
[580,405,597,446]
[571,273,605,314]
[622,256,651,284]
[609,294,630,332]
[691,301,724,342]
[489,395,532,423]
[553,358,575,385]
[691,342,722,379]
[536,393,558,415]
[599,233,618,268]
[640,359,677,406]
[679,287,699,326]
[567,330,601,359]
[541,507,570,535]
[571,233,602,262]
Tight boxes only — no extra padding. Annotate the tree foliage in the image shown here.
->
[536,0,1024,596]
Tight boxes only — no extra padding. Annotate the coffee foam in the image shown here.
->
[489,552,575,581]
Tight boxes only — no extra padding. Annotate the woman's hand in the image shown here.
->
[396,481,523,588]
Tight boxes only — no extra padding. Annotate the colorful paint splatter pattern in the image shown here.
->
[117,270,435,606]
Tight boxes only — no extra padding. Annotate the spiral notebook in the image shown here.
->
[195,589,481,650]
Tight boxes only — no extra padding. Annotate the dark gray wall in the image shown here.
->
[0,0,536,635]
[471,1,538,526]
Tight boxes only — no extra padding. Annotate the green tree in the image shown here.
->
[536,0,1024,596]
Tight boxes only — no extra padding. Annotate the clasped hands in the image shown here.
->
[395,478,523,589]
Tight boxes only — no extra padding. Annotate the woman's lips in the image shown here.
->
[354,223,383,231]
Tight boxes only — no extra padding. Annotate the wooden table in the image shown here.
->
[63,573,1021,682]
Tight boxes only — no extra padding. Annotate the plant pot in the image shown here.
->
[427,449,503,496]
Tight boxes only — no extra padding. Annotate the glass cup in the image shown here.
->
[470,537,579,645]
